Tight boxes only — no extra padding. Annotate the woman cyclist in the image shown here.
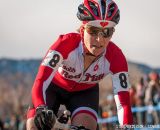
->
[26,0,133,130]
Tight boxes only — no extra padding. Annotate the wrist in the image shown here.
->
[36,105,47,112]
[36,105,47,108]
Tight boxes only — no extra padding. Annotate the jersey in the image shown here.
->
[32,33,133,125]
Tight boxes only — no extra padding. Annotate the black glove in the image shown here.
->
[34,105,55,130]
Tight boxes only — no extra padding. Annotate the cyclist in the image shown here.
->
[26,0,133,130]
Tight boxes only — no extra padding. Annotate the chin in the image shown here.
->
[91,51,101,56]
[88,48,103,56]
[94,49,104,56]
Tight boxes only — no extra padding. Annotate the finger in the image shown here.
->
[34,115,43,130]
[40,111,53,129]
[47,110,54,124]
[47,110,54,119]
[40,111,47,126]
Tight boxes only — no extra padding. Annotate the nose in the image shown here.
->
[96,32,104,42]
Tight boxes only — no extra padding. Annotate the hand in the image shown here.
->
[34,105,55,130]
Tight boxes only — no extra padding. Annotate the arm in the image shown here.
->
[32,50,63,108]
[31,33,81,130]
[31,49,64,129]
[112,72,133,125]
[108,44,133,125]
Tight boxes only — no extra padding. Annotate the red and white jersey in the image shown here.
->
[32,33,133,125]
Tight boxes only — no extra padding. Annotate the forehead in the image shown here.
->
[85,20,116,28]
[85,25,110,31]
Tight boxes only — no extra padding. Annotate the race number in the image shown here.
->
[42,50,63,69]
[49,54,60,68]
[112,72,130,94]
[119,73,128,88]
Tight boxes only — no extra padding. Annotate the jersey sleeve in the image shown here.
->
[31,36,64,108]
[109,47,133,125]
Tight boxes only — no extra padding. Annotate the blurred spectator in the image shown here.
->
[136,77,146,101]
[18,115,26,130]
[129,85,137,107]
[3,116,10,130]
[129,85,137,123]
[0,118,4,130]
[99,94,117,130]
[144,71,160,125]
[135,77,146,124]
[9,114,18,130]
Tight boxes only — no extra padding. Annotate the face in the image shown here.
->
[83,25,114,56]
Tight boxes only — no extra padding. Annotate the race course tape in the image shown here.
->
[98,104,160,124]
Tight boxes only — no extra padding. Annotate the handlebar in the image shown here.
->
[55,110,90,130]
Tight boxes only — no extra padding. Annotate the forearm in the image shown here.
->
[32,79,46,108]
[114,91,133,125]
[31,65,54,108]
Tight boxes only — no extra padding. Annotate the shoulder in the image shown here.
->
[49,33,81,58]
[58,33,81,42]
[50,33,81,49]
[105,41,128,74]
[106,41,121,55]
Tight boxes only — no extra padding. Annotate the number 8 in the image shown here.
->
[119,73,128,88]
[49,54,60,68]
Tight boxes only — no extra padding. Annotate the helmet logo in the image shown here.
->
[100,22,109,27]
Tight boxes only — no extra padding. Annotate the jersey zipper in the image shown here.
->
[71,53,102,89]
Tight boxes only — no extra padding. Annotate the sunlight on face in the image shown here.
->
[83,28,112,56]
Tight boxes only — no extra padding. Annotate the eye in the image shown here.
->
[90,29,98,34]
[103,28,109,35]
[86,27,99,35]
[103,28,114,37]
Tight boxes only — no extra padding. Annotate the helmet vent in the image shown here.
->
[101,0,106,19]
[88,1,99,17]
[107,3,115,18]
[77,4,95,21]
[112,10,120,24]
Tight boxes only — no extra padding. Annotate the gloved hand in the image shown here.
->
[34,105,55,130]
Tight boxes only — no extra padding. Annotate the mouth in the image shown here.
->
[92,45,103,49]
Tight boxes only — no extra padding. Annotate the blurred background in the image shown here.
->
[0,0,160,130]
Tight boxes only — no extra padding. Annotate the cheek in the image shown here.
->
[83,34,88,43]
[83,32,92,46]
[104,37,111,45]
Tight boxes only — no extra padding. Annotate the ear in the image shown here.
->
[80,25,85,38]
